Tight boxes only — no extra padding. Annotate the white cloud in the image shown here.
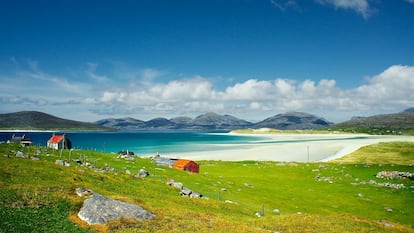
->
[316,0,372,18]
[1,60,413,122]
[224,79,274,100]
[184,101,225,113]
[353,65,414,106]
[150,77,215,101]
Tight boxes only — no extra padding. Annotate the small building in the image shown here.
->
[173,159,199,173]
[47,133,72,150]
[8,134,32,147]
[118,150,135,156]
[153,157,199,173]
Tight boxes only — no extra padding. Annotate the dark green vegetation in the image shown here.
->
[0,111,110,131]
[1,142,413,232]
[331,112,414,135]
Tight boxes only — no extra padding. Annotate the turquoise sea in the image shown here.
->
[0,131,264,156]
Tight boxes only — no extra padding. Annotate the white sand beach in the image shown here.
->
[179,133,414,162]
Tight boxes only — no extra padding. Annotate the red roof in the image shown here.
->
[173,159,199,173]
[49,135,64,143]
[173,159,192,169]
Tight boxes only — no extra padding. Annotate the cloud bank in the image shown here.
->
[1,60,413,122]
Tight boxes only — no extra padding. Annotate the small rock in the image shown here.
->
[167,179,175,185]
[190,192,202,198]
[138,168,149,178]
[76,188,93,197]
[273,209,280,214]
[173,182,184,190]
[255,212,263,218]
[180,187,192,196]
[244,183,254,188]
[16,151,29,159]
[378,220,394,227]
[55,160,65,166]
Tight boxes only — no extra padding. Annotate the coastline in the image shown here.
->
[179,133,414,162]
[0,129,58,133]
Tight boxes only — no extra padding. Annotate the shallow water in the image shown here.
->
[0,131,264,156]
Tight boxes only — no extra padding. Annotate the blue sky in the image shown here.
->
[1,0,413,123]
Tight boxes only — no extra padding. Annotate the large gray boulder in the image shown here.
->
[78,192,154,225]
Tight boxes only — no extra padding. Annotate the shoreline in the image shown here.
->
[178,133,414,162]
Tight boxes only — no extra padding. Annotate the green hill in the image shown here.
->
[332,112,414,135]
[0,111,110,131]
[0,143,413,232]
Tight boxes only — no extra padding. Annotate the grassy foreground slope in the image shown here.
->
[0,142,413,233]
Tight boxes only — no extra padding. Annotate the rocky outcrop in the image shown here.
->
[167,179,204,198]
[77,189,154,225]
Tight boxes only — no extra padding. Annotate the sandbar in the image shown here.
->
[179,133,414,162]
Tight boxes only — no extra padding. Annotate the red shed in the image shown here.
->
[173,159,199,173]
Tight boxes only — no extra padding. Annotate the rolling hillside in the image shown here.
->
[0,142,413,232]
[253,111,333,130]
[0,111,109,131]
[333,111,414,132]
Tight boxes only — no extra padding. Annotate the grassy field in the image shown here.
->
[332,141,414,165]
[0,142,413,232]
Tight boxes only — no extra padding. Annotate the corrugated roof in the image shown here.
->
[173,159,193,169]
[49,135,64,143]
[153,157,177,166]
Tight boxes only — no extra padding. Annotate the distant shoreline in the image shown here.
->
[179,133,414,162]
[0,129,58,133]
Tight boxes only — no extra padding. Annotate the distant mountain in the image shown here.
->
[252,112,334,130]
[170,116,192,127]
[187,112,253,130]
[0,111,109,131]
[333,112,414,130]
[351,116,367,121]
[145,118,175,129]
[95,112,333,131]
[95,112,253,130]
[94,117,145,130]
[403,107,414,113]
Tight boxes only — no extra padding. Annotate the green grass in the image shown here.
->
[332,141,414,165]
[0,143,413,232]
